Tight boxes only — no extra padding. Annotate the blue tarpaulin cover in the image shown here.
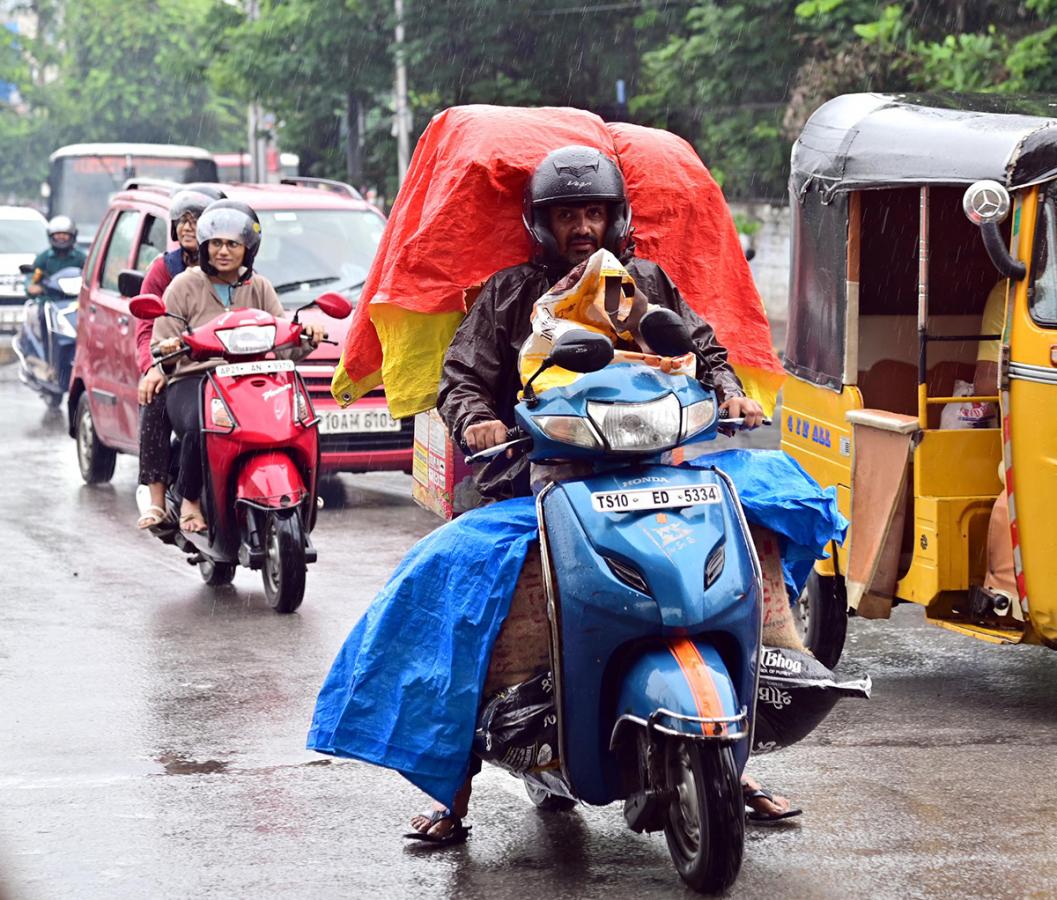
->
[307,449,847,807]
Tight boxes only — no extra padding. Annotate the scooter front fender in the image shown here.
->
[235,451,307,508]
[610,639,748,750]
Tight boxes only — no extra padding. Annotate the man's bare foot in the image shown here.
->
[409,779,472,840]
[742,774,802,823]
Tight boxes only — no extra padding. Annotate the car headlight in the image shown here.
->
[535,414,601,449]
[217,324,276,354]
[682,398,716,440]
[587,394,682,452]
[57,276,82,296]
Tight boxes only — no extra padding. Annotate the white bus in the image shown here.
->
[47,143,219,246]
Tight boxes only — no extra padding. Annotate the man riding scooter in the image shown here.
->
[25,215,86,301]
[17,215,86,394]
[308,147,840,843]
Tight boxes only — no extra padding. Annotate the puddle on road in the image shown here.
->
[155,752,230,775]
[153,753,333,775]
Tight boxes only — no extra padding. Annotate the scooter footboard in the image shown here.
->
[610,639,748,748]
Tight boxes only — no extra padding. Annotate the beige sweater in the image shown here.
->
[151,268,311,381]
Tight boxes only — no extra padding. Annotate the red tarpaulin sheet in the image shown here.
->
[331,105,783,416]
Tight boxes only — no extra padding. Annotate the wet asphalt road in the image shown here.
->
[2,361,1057,900]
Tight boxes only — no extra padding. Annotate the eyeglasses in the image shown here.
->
[208,239,243,251]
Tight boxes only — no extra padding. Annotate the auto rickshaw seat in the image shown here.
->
[856,358,977,427]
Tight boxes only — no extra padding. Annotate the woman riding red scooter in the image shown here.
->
[142,200,326,533]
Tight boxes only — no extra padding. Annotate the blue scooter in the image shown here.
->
[12,265,81,409]
[469,308,764,894]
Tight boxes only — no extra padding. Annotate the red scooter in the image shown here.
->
[130,291,353,613]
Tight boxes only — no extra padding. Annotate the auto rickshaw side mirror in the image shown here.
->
[962,180,1027,280]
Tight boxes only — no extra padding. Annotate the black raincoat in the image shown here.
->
[437,257,745,499]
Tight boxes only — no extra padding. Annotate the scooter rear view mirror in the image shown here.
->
[639,307,696,357]
[129,294,167,320]
[313,291,354,320]
[547,329,615,374]
[19,263,33,275]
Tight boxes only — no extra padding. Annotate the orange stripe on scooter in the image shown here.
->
[667,639,726,737]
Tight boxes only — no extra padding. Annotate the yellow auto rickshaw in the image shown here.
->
[783,92,1057,666]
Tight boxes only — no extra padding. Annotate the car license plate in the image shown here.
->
[318,408,400,434]
[590,483,722,513]
[215,359,295,378]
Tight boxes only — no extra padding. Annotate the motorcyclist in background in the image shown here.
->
[25,215,86,299]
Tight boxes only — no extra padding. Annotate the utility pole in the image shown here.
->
[394,0,410,185]
[245,0,267,182]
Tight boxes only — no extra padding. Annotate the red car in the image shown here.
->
[68,179,413,482]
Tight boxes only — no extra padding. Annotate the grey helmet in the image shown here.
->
[169,184,225,241]
[196,200,261,277]
[522,145,632,266]
[46,215,78,251]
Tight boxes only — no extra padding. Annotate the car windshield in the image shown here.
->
[0,216,47,254]
[253,208,385,309]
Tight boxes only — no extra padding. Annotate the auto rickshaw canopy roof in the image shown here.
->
[792,93,1057,200]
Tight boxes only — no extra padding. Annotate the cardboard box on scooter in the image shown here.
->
[411,408,483,519]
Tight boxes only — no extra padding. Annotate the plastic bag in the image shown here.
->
[752,646,871,754]
[939,379,997,429]
[473,671,559,774]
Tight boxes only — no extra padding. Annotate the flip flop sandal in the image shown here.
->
[403,809,471,846]
[137,506,169,529]
[744,787,803,826]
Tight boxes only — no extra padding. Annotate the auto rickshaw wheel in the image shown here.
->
[796,570,848,669]
[262,512,305,614]
[662,740,743,894]
[75,393,116,484]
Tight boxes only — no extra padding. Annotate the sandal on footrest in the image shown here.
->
[404,809,471,846]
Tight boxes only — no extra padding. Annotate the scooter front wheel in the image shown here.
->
[262,513,306,614]
[663,740,743,894]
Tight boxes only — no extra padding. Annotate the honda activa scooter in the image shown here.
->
[469,309,764,895]
[130,291,352,613]
[12,265,82,408]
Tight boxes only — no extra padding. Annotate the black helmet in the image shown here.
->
[522,145,631,265]
[196,200,262,277]
[169,186,224,241]
[46,215,78,251]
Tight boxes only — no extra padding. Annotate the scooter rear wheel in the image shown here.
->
[262,513,305,614]
[199,559,236,586]
[75,393,116,484]
[663,741,743,894]
[524,779,577,812]
[795,570,848,669]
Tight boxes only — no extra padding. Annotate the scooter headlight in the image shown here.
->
[217,324,276,355]
[57,276,82,296]
[587,394,681,452]
[535,415,601,449]
[682,398,716,440]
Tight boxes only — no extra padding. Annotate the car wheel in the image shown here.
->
[75,393,116,484]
